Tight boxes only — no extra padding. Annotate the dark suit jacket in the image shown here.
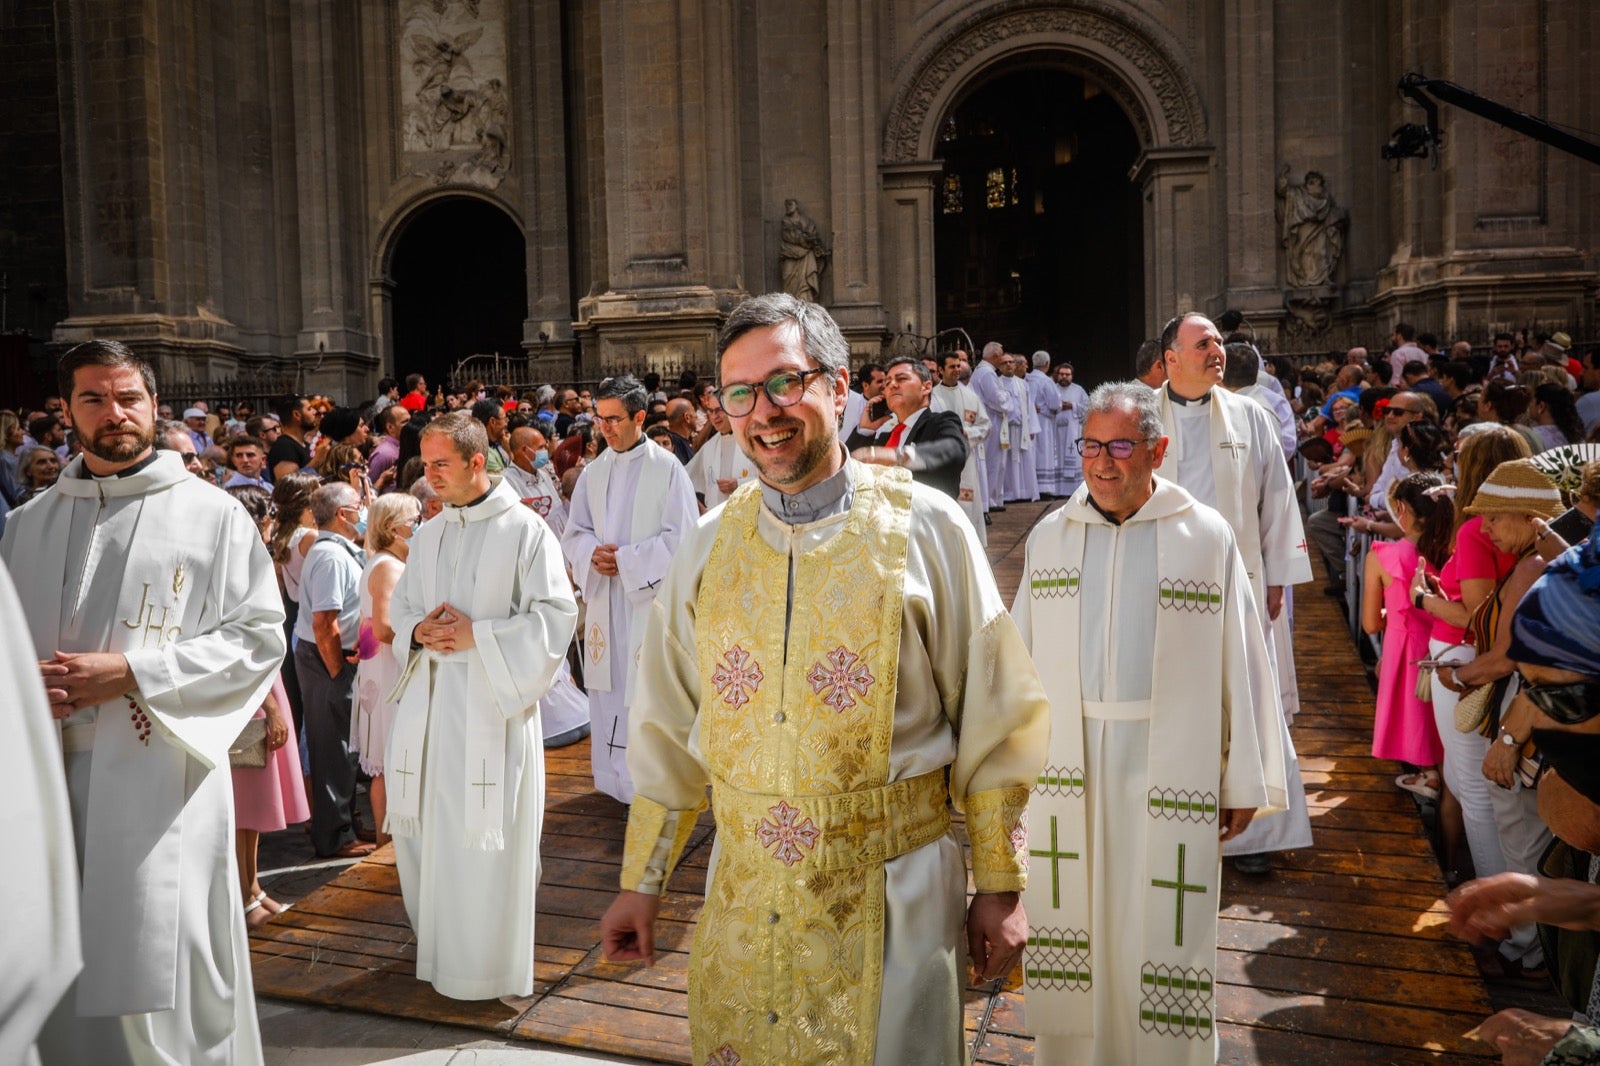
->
[846,407,969,499]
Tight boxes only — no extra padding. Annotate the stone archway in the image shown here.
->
[879,2,1215,363]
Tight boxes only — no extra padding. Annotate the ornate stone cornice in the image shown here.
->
[882,1,1207,162]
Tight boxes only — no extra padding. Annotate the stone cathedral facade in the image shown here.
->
[3,0,1595,395]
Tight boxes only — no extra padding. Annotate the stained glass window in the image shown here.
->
[986,168,1005,209]
[942,174,964,215]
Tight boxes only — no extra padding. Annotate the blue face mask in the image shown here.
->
[353,506,368,538]
[533,449,550,470]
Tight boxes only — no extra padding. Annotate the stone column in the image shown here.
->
[1220,0,1280,319]
[516,0,576,379]
[825,0,886,350]
[574,0,745,378]
[1132,148,1216,336]
[878,162,942,362]
[50,0,246,382]
[286,0,376,399]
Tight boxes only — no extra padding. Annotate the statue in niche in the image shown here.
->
[779,199,829,304]
[1275,165,1347,289]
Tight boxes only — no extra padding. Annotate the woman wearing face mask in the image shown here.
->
[1447,535,1600,1065]
[351,492,421,848]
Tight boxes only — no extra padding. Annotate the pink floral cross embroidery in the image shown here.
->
[706,1045,741,1066]
[1009,811,1029,854]
[806,645,876,713]
[756,801,821,866]
[710,645,764,709]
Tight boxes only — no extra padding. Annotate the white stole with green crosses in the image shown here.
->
[1023,490,1229,1052]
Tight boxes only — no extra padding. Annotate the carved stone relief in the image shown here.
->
[400,0,510,189]
[1276,165,1348,341]
[882,2,1207,162]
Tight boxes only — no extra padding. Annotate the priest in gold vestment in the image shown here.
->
[601,293,1051,1066]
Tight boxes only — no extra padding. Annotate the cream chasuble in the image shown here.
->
[0,561,80,1066]
[1,451,285,1066]
[385,477,576,1000]
[561,440,697,802]
[1013,481,1286,1066]
[1158,385,1314,857]
[620,460,1050,1066]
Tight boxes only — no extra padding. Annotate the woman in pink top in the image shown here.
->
[1363,473,1453,793]
[1411,426,1528,884]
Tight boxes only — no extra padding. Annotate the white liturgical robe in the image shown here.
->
[2,450,285,1066]
[1054,381,1089,497]
[1159,384,1314,857]
[685,430,754,510]
[1014,479,1286,1066]
[969,359,1014,509]
[0,562,80,1066]
[931,381,990,543]
[560,440,697,802]
[1003,375,1040,502]
[499,460,568,537]
[1026,369,1064,496]
[386,476,577,1000]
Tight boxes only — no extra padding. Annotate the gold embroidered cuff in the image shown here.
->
[620,794,705,895]
[966,785,1032,893]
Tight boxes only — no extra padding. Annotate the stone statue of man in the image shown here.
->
[779,198,829,303]
[1275,166,1347,289]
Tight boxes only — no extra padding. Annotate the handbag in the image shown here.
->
[1453,681,1495,733]
[229,717,268,769]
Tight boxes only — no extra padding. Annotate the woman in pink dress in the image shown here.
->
[227,485,312,926]
[1362,472,1454,798]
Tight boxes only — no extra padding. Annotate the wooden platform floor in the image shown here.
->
[250,499,1496,1063]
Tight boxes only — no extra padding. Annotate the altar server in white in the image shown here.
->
[4,339,285,1066]
[1015,381,1286,1066]
[0,561,80,1066]
[932,350,991,542]
[1026,351,1065,497]
[970,342,1015,509]
[561,375,698,803]
[1053,362,1089,498]
[685,391,754,510]
[1157,313,1314,867]
[1003,355,1041,502]
[386,412,578,1000]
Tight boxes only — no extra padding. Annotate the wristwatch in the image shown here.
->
[1499,729,1520,748]
[1412,590,1426,611]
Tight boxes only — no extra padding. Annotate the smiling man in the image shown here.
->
[1156,313,1314,874]
[1,339,285,1064]
[559,375,697,803]
[1014,380,1285,1066]
[600,293,1050,1066]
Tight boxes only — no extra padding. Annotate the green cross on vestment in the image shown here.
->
[1029,814,1080,910]
[1150,843,1207,946]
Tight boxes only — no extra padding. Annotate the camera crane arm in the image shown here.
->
[1381,71,1600,168]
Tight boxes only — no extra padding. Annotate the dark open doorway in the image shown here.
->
[389,197,527,388]
[934,67,1143,385]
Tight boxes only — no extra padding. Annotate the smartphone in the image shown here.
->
[868,397,889,420]
[1414,659,1458,670]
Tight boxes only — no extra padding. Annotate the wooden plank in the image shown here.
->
[1217,918,1480,978]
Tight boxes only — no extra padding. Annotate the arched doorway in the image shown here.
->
[388,197,527,387]
[934,68,1142,383]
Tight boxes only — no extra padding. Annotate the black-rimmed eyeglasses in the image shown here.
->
[1076,437,1154,460]
[714,368,829,419]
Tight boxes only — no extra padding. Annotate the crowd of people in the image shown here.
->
[3,298,1600,1066]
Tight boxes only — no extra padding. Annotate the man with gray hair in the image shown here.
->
[409,476,443,521]
[297,480,372,858]
[1015,380,1284,1065]
[1026,350,1066,497]
[560,373,697,803]
[970,340,1016,509]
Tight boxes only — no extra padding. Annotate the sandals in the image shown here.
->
[1395,770,1441,801]
[244,890,293,928]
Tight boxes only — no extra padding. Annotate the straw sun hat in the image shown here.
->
[1463,458,1565,520]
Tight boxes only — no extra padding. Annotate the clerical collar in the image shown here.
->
[450,484,495,510]
[761,451,853,525]
[1168,387,1212,406]
[77,449,161,480]
[1084,484,1155,526]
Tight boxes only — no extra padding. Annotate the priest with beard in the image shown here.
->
[385,411,578,999]
[1014,380,1285,1066]
[560,375,698,803]
[3,339,285,1065]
